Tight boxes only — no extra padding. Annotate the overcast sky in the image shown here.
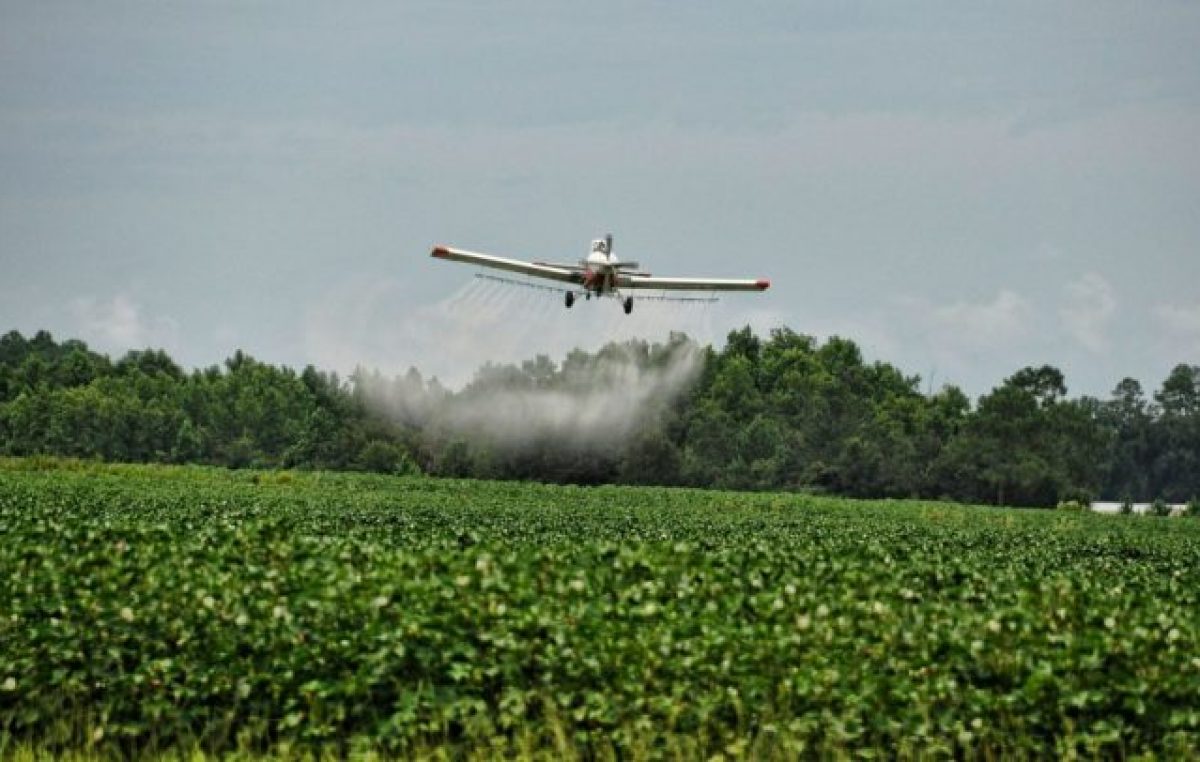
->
[2,1,1198,397]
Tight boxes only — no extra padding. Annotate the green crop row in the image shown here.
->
[2,460,1199,758]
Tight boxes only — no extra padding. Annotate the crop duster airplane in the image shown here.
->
[431,234,770,314]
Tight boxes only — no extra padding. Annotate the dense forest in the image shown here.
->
[1,328,1197,507]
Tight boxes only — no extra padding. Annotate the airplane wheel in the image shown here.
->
[623,297,633,315]
[565,291,575,308]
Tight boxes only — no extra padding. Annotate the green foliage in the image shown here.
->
[1,330,1199,507]
[616,428,682,485]
[0,331,407,474]
[357,440,419,475]
[1151,498,1172,517]
[3,461,1200,757]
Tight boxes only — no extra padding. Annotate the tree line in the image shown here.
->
[1,328,1197,507]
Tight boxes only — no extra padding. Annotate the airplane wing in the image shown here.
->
[431,245,582,285]
[619,274,770,292]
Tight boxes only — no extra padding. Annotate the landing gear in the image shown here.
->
[623,296,633,315]
[565,291,575,309]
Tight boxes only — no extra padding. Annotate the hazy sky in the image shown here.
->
[2,1,1198,397]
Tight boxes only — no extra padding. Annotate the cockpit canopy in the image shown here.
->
[591,239,609,254]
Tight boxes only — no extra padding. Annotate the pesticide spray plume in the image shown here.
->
[452,337,700,452]
[304,272,736,459]
[360,334,704,455]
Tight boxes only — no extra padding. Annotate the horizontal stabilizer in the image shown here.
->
[473,274,718,303]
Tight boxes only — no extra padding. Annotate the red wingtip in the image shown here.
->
[756,278,771,290]
[431,245,450,258]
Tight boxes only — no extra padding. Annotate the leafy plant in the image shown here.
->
[2,459,1200,758]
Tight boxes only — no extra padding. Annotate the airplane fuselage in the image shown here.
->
[579,239,623,294]
[581,258,618,293]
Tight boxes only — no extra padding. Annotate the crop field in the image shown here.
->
[2,459,1200,758]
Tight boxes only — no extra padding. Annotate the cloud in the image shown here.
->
[884,289,1037,390]
[69,294,179,354]
[1059,272,1116,353]
[901,289,1034,350]
[1154,303,1200,356]
[10,103,1197,192]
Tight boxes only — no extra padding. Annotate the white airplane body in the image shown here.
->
[431,235,769,314]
